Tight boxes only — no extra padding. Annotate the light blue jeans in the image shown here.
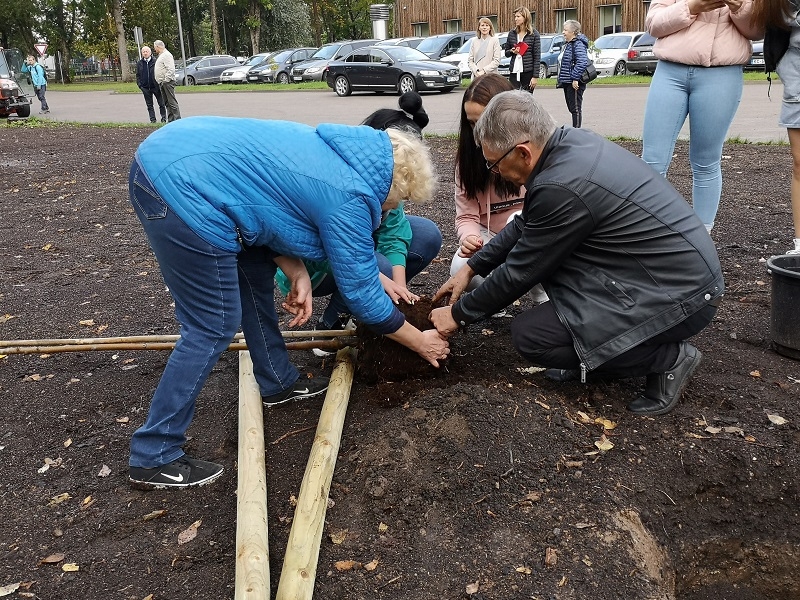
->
[642,60,743,230]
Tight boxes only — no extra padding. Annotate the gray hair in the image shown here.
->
[473,90,557,154]
[153,40,165,50]
[563,20,582,34]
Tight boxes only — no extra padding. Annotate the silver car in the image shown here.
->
[176,55,239,85]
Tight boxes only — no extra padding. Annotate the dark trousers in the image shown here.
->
[513,71,535,93]
[510,300,718,377]
[563,85,585,128]
[34,85,49,111]
[159,81,181,122]
[140,86,166,122]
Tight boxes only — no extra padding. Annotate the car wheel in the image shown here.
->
[334,75,351,97]
[398,74,416,95]
[187,75,196,86]
[277,72,289,84]
[16,103,31,118]
[539,62,548,79]
[613,61,627,76]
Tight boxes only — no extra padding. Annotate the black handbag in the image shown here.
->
[580,62,598,84]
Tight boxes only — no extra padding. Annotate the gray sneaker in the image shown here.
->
[129,455,223,490]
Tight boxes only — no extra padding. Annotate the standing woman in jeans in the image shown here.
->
[506,7,541,92]
[557,21,590,128]
[641,0,763,233]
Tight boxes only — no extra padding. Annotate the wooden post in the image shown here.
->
[235,351,270,599]
[275,347,356,600]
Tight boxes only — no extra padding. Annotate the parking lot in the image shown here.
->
[39,82,786,142]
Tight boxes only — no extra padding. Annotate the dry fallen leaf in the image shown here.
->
[177,519,202,545]
[334,559,360,571]
[378,522,388,533]
[329,528,348,545]
[767,413,788,426]
[42,243,53,251]
[364,559,379,571]
[481,329,494,336]
[39,553,66,565]
[97,464,111,478]
[576,411,593,424]
[594,417,617,430]
[61,563,79,572]
[705,426,722,434]
[116,416,129,423]
[0,582,20,597]
[594,435,614,452]
[465,581,480,595]
[143,509,168,521]
[515,565,532,574]
[750,370,761,378]
[63,438,72,448]
[48,493,71,506]
[79,319,95,326]
[544,547,558,566]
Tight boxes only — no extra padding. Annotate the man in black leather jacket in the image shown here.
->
[431,91,724,416]
[136,46,166,123]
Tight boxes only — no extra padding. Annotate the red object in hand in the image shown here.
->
[515,42,529,55]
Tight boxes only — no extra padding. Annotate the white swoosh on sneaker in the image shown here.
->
[162,473,185,483]
[295,388,310,394]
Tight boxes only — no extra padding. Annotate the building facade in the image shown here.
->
[393,0,650,39]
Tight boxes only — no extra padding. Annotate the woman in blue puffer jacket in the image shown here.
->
[127,116,449,490]
[557,20,590,128]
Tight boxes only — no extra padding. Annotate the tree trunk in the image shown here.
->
[248,0,260,55]
[111,0,131,82]
[210,0,222,54]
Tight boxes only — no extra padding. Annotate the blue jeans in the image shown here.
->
[315,215,442,327]
[128,159,298,468]
[34,84,49,111]
[641,60,743,229]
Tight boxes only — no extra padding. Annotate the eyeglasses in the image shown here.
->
[485,141,529,173]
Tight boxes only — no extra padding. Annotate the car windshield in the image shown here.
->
[415,36,448,53]
[272,50,293,62]
[455,39,472,54]
[311,45,339,60]
[384,46,430,62]
[244,54,267,66]
[595,35,634,50]
[1,49,25,78]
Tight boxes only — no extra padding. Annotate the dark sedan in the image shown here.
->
[324,45,461,96]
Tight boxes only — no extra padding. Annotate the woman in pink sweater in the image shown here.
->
[451,74,547,305]
[641,0,763,232]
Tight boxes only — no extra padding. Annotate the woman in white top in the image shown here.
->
[468,18,502,78]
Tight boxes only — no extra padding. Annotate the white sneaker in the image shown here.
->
[786,247,800,255]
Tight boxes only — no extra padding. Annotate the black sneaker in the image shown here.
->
[262,376,329,407]
[129,455,224,489]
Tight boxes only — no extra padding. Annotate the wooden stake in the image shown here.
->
[235,351,270,599]
[275,347,356,600]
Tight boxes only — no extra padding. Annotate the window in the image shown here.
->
[347,51,370,63]
[370,49,389,63]
[555,9,578,33]
[598,5,623,35]
[443,19,462,33]
[335,44,353,59]
[197,60,210,69]
[412,22,430,37]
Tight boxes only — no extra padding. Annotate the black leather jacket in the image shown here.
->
[136,57,157,90]
[453,127,724,371]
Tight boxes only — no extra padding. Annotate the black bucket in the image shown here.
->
[767,254,800,360]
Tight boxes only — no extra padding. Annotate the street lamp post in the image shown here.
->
[175,0,188,85]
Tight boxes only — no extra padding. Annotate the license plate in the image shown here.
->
[447,75,459,82]
[640,51,654,57]
[292,76,302,81]
[751,58,764,64]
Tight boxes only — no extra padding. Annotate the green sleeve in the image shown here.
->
[374,203,411,268]
[274,260,332,296]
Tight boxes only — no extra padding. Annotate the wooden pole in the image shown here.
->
[0,338,356,355]
[235,351,270,599]
[275,347,356,600]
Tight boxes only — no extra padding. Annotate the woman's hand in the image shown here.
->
[458,234,483,258]
[688,0,727,14]
[274,255,313,327]
[380,272,420,305]
[415,328,451,367]
[529,77,538,90]
[572,80,579,90]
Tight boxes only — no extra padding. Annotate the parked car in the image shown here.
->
[376,37,425,49]
[290,40,378,82]
[248,47,317,83]
[416,32,476,60]
[176,54,239,85]
[745,39,765,71]
[325,45,461,96]
[625,32,657,75]
[592,31,646,76]
[439,37,480,79]
[219,52,272,83]
[496,33,564,79]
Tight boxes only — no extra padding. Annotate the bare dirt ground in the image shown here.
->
[0,123,798,600]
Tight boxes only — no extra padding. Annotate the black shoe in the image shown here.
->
[262,376,329,407]
[129,455,224,489]
[628,342,702,416]
[545,368,580,382]
[312,316,352,357]
[150,118,157,123]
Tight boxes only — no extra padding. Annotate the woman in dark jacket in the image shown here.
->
[557,20,590,128]
[506,7,541,92]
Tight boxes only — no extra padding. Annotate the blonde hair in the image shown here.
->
[514,7,534,35]
[478,17,496,37]
[386,128,435,205]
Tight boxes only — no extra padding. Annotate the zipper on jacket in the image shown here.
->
[580,362,587,383]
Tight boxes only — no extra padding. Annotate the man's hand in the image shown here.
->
[433,264,474,306]
[429,306,459,337]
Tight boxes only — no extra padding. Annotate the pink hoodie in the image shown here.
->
[646,0,763,67]
[454,167,525,243]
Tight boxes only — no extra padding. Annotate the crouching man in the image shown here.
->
[431,91,724,416]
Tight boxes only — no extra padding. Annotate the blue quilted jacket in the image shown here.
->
[135,116,405,333]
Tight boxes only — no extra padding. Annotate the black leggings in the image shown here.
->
[562,84,586,128]
[513,71,535,93]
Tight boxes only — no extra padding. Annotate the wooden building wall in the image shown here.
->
[394,0,651,39]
